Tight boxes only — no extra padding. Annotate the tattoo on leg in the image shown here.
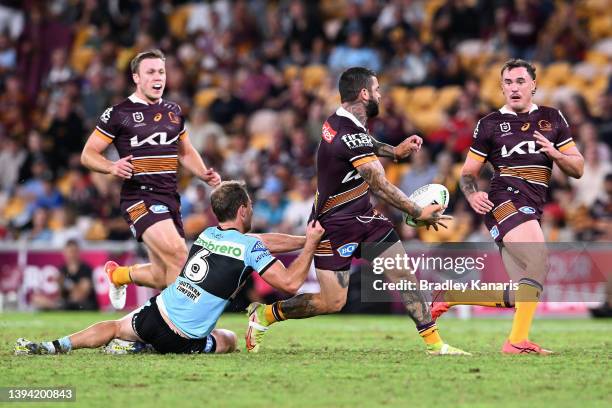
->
[399,290,432,326]
[279,294,321,319]
[335,270,350,288]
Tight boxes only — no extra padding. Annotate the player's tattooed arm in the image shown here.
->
[369,136,397,160]
[356,160,422,218]
[249,233,306,253]
[460,174,479,197]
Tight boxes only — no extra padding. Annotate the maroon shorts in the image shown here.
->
[484,191,542,242]
[120,192,185,242]
[314,209,398,271]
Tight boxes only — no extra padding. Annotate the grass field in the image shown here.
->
[1,312,610,408]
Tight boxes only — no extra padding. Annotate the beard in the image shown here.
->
[366,98,379,118]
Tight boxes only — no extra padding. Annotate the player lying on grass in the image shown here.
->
[15,181,324,355]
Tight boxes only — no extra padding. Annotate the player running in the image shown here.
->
[246,67,470,355]
[81,49,221,309]
[15,181,324,355]
[432,59,584,354]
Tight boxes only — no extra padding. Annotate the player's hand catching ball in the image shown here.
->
[533,131,560,160]
[305,220,325,245]
[202,168,221,187]
[466,191,494,214]
[111,155,133,179]
[393,135,423,159]
[415,204,452,231]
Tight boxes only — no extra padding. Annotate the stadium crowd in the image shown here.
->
[0,0,610,246]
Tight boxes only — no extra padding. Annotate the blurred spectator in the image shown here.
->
[0,31,17,73]
[280,176,315,235]
[328,27,382,75]
[58,239,98,310]
[45,95,85,174]
[252,176,288,232]
[587,173,612,241]
[399,147,437,196]
[0,137,26,192]
[23,207,53,242]
[502,0,546,60]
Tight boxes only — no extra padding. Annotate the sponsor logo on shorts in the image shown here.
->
[519,206,536,214]
[150,204,169,214]
[490,226,499,239]
[337,242,358,258]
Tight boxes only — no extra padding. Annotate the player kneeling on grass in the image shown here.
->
[15,181,324,355]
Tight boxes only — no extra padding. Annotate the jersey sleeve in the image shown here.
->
[175,104,188,141]
[245,238,277,275]
[334,126,378,168]
[553,109,575,152]
[93,106,119,144]
[467,118,491,163]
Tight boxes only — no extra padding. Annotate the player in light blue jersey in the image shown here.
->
[15,181,324,355]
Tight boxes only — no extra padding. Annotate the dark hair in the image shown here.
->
[210,181,250,222]
[130,49,165,74]
[65,239,79,248]
[339,67,377,103]
[501,58,536,80]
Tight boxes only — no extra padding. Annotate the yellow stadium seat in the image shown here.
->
[194,88,218,108]
[302,65,328,90]
[168,4,193,40]
[410,86,437,109]
[70,47,95,74]
[436,86,462,110]
[390,86,410,108]
[250,132,273,151]
[283,65,300,82]
[545,62,572,85]
[585,50,609,66]
[407,108,444,134]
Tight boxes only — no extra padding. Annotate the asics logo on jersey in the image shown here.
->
[130,131,179,147]
[501,141,542,157]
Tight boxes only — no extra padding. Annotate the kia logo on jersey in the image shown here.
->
[501,141,542,157]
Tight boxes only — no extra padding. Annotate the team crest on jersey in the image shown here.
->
[150,204,169,214]
[100,107,113,124]
[322,121,337,143]
[154,112,162,122]
[538,120,552,131]
[251,241,267,253]
[519,206,536,214]
[337,242,358,257]
[499,122,511,132]
[168,111,181,124]
[132,112,144,123]
[521,123,530,131]
[490,226,499,239]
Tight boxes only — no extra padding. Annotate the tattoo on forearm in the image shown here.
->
[370,136,396,159]
[460,174,478,197]
[335,270,350,288]
[357,162,422,218]
[399,289,432,326]
[279,294,320,318]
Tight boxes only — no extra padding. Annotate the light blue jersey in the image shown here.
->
[159,227,276,338]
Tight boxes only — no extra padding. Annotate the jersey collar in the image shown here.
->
[499,104,538,115]
[336,107,367,131]
[129,93,162,105]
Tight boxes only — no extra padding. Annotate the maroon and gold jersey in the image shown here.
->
[94,94,187,195]
[311,107,379,221]
[468,105,575,208]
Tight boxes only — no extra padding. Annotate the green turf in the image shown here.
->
[1,312,610,408]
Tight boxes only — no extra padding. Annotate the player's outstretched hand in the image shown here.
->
[415,204,453,231]
[203,168,221,187]
[533,131,560,160]
[466,191,494,214]
[394,135,423,159]
[111,155,133,179]
[305,220,325,244]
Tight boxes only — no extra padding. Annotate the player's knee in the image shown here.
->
[213,329,237,354]
[325,296,346,313]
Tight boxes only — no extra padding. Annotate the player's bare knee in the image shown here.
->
[213,329,237,354]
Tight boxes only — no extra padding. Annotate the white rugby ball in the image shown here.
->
[404,184,450,227]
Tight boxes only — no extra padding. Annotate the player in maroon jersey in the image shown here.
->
[81,50,221,309]
[245,67,470,355]
[433,59,584,354]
